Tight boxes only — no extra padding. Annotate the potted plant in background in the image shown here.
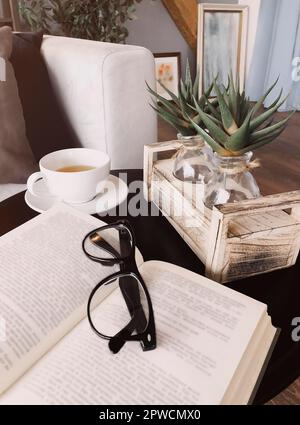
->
[147,62,215,184]
[190,73,294,209]
[19,0,143,43]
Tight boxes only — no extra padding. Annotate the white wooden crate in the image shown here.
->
[144,141,300,283]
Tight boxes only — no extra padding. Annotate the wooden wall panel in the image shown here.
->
[162,0,198,50]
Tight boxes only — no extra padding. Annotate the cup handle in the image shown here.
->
[27,172,46,197]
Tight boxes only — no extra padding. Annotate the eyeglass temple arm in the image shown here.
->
[119,277,148,333]
[91,225,149,348]
[118,229,148,333]
[92,229,143,326]
[109,312,141,354]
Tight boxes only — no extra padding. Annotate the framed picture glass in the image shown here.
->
[154,53,181,100]
[197,4,248,96]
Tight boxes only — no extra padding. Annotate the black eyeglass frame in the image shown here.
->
[83,220,156,354]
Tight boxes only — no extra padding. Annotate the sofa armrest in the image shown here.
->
[41,36,157,169]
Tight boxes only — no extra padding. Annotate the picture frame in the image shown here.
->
[154,52,181,100]
[197,4,248,96]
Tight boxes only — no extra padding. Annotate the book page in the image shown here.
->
[0,204,143,395]
[0,261,272,405]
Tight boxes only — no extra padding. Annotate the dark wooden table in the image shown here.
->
[1,169,299,405]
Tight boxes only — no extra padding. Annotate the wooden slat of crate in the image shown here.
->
[225,229,300,281]
[228,210,298,237]
[207,194,300,283]
[152,180,209,263]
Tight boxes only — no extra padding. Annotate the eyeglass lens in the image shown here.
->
[89,273,150,339]
[84,224,133,260]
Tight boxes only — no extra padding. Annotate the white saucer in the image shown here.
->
[25,175,128,215]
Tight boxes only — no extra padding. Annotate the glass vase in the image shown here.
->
[204,152,261,209]
[173,134,215,184]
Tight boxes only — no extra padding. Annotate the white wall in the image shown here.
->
[126,0,276,100]
[126,0,195,76]
[126,0,241,77]
[199,0,238,3]
[241,0,279,100]
[239,0,261,77]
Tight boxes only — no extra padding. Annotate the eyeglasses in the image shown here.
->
[83,220,156,354]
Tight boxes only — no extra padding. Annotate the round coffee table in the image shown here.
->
[1,169,299,405]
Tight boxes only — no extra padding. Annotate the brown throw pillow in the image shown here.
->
[11,31,77,161]
[0,27,36,184]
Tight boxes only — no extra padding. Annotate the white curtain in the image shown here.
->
[263,0,300,110]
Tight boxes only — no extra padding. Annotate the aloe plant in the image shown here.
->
[190,73,294,156]
[147,62,216,137]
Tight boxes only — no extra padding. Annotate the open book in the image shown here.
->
[0,204,277,405]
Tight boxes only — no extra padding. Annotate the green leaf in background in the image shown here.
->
[19,0,145,42]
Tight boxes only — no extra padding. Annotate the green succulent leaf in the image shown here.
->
[214,80,238,134]
[180,79,188,100]
[149,105,181,132]
[192,105,228,147]
[146,81,180,111]
[178,92,192,120]
[265,88,283,111]
[192,114,204,126]
[146,82,182,115]
[251,76,280,116]
[237,125,287,154]
[204,97,222,120]
[193,69,200,98]
[189,119,229,156]
[204,80,215,99]
[225,112,252,151]
[250,111,295,143]
[155,104,190,128]
[239,95,252,123]
[228,70,238,122]
[250,93,290,131]
[185,60,193,95]
[157,80,181,106]
[249,126,286,146]
[151,106,193,136]
[205,114,223,126]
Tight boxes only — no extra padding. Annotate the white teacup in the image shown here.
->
[27,148,111,204]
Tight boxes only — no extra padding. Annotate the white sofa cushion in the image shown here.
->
[41,36,157,169]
